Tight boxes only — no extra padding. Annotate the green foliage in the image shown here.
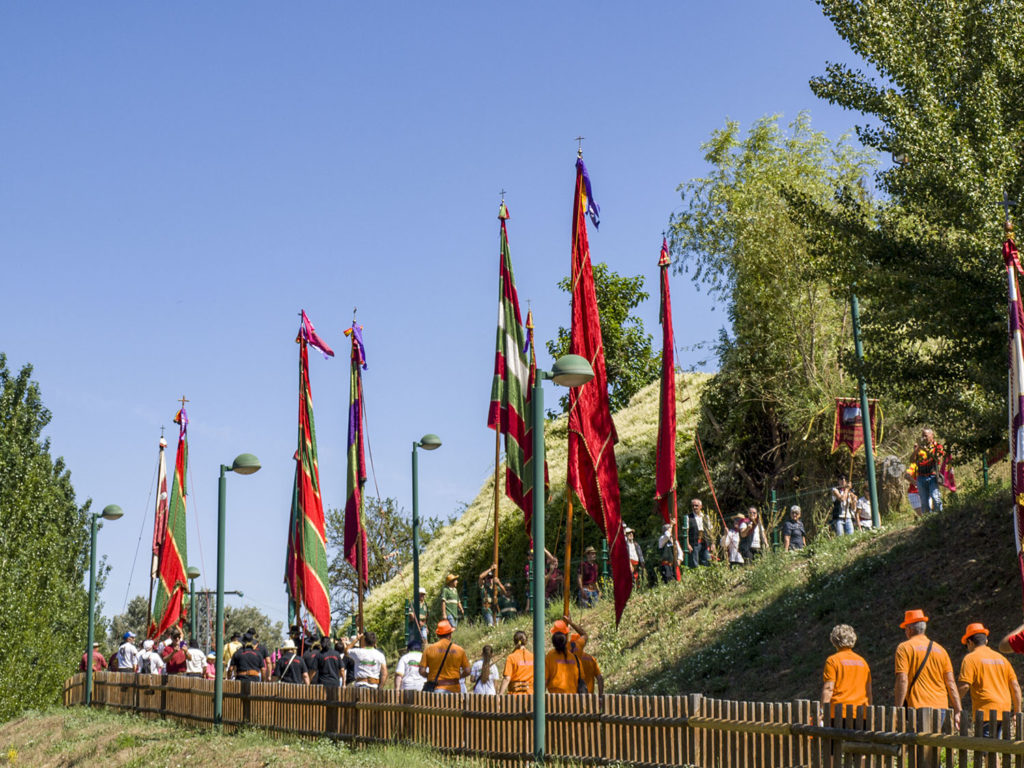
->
[546,262,660,414]
[224,604,283,647]
[107,595,148,648]
[326,496,451,628]
[669,114,878,507]
[0,354,91,719]
[806,0,1024,455]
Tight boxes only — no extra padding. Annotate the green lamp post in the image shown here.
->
[411,433,441,639]
[86,504,123,706]
[214,453,260,726]
[531,353,594,763]
[186,566,200,642]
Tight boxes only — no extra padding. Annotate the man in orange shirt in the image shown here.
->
[570,632,603,695]
[958,622,1021,736]
[821,624,871,719]
[419,619,470,694]
[894,609,962,728]
[498,630,533,695]
[545,617,584,694]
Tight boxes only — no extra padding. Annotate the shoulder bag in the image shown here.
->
[574,654,588,695]
[422,642,453,693]
[904,639,933,708]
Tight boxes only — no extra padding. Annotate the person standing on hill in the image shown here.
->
[657,523,683,582]
[409,587,429,644]
[546,617,585,694]
[958,623,1021,735]
[893,610,962,728]
[577,546,601,607]
[830,477,857,536]
[913,429,946,514]
[688,499,711,567]
[820,624,871,719]
[782,506,806,551]
[498,630,534,695]
[440,574,464,627]
[624,527,644,584]
[722,518,743,568]
[478,565,506,626]
[419,619,471,694]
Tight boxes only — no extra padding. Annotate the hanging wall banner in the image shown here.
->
[831,397,879,455]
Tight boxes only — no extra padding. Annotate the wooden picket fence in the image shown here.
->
[65,671,1024,767]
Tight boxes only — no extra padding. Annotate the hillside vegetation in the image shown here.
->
[435,486,1023,702]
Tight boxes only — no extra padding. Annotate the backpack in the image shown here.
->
[139,652,152,674]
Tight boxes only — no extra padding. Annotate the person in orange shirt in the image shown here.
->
[820,624,871,719]
[958,622,1021,736]
[545,616,584,694]
[894,609,962,728]
[570,632,604,695]
[498,630,534,695]
[418,619,470,694]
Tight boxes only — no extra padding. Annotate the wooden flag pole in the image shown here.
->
[563,492,574,619]
[492,427,501,576]
[356,535,364,634]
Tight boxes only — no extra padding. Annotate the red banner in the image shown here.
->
[830,398,878,455]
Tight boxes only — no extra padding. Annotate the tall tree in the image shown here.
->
[808,0,1024,454]
[547,262,659,414]
[669,114,875,505]
[0,355,91,718]
[109,595,150,648]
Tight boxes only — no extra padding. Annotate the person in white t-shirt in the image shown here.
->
[394,640,426,691]
[136,639,165,675]
[469,646,499,695]
[117,632,139,672]
[184,639,206,677]
[344,631,388,689]
[722,518,744,568]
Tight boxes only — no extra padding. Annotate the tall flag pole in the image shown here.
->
[285,310,334,636]
[150,400,190,639]
[566,149,633,623]
[486,199,539,572]
[1003,215,1024,606]
[654,237,681,579]
[147,430,169,634]
[344,318,369,633]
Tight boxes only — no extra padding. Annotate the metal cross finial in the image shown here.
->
[178,395,189,408]
[575,136,585,158]
[1001,191,1017,224]
[160,425,165,438]
[352,307,357,322]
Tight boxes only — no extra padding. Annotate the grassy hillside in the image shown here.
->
[362,373,710,648]
[437,486,1024,703]
[0,708,485,768]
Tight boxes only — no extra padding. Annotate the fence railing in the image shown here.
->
[65,672,1024,767]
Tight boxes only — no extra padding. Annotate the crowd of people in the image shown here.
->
[820,610,1024,733]
[82,616,604,698]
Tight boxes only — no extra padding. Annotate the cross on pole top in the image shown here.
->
[178,395,189,409]
[575,136,585,158]
[500,188,506,203]
[1000,190,1017,224]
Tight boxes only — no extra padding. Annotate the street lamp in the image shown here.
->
[85,504,123,707]
[411,433,442,633]
[186,566,200,642]
[531,354,594,763]
[214,453,260,726]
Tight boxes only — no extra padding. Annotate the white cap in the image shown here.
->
[281,639,297,651]
[418,587,427,594]
[143,639,154,650]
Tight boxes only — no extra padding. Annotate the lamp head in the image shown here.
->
[186,566,201,580]
[230,453,261,475]
[100,504,124,521]
[418,433,442,451]
[551,354,595,387]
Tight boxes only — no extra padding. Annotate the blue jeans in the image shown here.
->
[834,518,854,536]
[917,474,942,513]
[688,540,711,567]
[446,612,459,628]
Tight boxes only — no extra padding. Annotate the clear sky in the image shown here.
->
[1,2,867,631]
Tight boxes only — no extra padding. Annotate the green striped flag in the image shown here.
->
[486,203,539,528]
[149,407,189,638]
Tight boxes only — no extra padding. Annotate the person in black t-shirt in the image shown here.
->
[229,634,265,680]
[302,638,321,685]
[272,640,309,684]
[341,637,356,685]
[318,638,344,688]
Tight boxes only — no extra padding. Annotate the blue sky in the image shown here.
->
[1,2,868,632]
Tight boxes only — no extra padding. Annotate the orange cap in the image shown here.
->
[551,620,569,635]
[435,619,454,636]
[900,609,929,628]
[961,622,989,646]
[570,632,586,652]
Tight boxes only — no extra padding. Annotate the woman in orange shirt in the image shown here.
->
[821,623,872,719]
[499,631,534,695]
[545,616,585,694]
